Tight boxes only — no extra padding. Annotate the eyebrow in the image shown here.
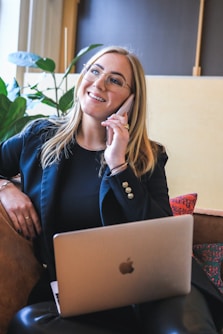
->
[94,63,127,80]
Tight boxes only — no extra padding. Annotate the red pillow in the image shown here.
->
[170,193,198,216]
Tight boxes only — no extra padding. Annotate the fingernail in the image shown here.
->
[17,229,22,234]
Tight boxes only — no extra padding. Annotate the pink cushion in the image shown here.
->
[170,193,198,216]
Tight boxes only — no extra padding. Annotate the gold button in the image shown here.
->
[127,193,134,199]
[122,181,128,188]
[125,187,132,194]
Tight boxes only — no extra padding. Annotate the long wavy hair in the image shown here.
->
[40,46,159,177]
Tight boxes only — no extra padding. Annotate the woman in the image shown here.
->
[0,46,222,333]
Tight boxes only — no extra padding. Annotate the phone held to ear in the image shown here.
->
[107,94,134,145]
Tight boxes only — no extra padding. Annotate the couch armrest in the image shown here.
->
[193,209,223,244]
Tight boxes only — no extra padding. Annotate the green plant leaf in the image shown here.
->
[0,78,7,96]
[0,94,12,141]
[75,43,103,59]
[0,95,11,126]
[40,97,58,109]
[26,91,46,100]
[59,87,74,113]
[26,91,57,109]
[35,58,56,73]
[0,96,26,141]
[8,51,41,68]
[6,97,27,126]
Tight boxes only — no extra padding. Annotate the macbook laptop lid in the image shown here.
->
[52,214,193,317]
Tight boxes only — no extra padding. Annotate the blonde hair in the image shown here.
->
[41,46,159,177]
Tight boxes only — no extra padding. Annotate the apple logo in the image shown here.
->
[119,257,134,274]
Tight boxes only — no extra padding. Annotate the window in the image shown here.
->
[0,0,22,82]
[0,0,63,85]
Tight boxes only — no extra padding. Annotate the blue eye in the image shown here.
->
[90,68,100,76]
[108,76,124,87]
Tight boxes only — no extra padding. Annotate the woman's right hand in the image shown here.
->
[101,112,129,170]
[0,181,41,239]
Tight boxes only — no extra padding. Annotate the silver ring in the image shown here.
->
[25,216,30,220]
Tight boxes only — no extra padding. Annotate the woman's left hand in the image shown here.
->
[101,113,129,169]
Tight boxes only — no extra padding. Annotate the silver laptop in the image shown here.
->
[52,214,193,317]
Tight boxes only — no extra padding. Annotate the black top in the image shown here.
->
[55,144,103,233]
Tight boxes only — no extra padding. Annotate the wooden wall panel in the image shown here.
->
[59,0,80,72]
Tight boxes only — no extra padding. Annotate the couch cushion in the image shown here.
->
[170,193,197,216]
[193,243,223,295]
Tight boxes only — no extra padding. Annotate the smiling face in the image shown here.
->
[77,52,133,122]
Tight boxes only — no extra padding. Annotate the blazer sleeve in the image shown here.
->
[100,150,173,225]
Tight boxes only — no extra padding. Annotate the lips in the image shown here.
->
[88,92,106,102]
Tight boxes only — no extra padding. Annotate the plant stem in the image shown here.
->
[52,72,60,117]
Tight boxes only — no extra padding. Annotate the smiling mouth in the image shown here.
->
[89,92,106,102]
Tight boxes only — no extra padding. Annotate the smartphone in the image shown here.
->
[107,94,134,145]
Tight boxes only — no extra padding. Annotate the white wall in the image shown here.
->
[147,76,223,211]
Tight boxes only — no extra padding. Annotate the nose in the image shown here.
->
[93,73,107,90]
